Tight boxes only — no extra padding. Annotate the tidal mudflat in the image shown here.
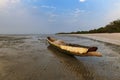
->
[0,34,119,80]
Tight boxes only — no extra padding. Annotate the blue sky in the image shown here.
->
[0,0,120,34]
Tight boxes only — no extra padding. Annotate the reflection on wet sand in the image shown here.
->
[48,46,94,80]
[0,34,119,80]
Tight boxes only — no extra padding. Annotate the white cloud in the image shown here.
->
[41,5,56,10]
[72,8,85,17]
[49,14,58,17]
[79,0,86,2]
[0,0,21,8]
[0,0,51,34]
[0,0,9,8]
[10,0,20,3]
[75,8,85,13]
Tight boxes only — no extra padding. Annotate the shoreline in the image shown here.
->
[65,33,120,46]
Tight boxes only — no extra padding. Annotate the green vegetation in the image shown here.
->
[57,19,120,34]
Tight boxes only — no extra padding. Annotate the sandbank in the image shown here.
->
[70,33,120,46]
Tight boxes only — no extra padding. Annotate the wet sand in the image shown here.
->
[69,33,120,46]
[0,34,120,80]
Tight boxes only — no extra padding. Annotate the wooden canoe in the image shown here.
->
[47,37,102,57]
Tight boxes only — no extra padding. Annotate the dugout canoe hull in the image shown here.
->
[47,37,102,57]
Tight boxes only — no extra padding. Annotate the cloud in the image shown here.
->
[10,0,20,4]
[0,0,89,34]
[71,8,85,17]
[79,0,86,2]
[0,0,21,9]
[40,5,56,10]
[0,0,52,34]
[2,0,120,34]
[0,0,9,8]
[49,13,58,17]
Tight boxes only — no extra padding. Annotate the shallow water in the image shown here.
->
[0,34,119,80]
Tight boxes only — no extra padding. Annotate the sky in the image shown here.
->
[0,0,120,34]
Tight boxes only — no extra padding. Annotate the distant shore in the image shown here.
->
[67,33,120,46]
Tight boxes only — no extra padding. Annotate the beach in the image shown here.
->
[70,33,120,46]
[0,34,119,80]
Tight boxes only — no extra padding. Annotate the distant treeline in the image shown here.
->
[57,19,120,34]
